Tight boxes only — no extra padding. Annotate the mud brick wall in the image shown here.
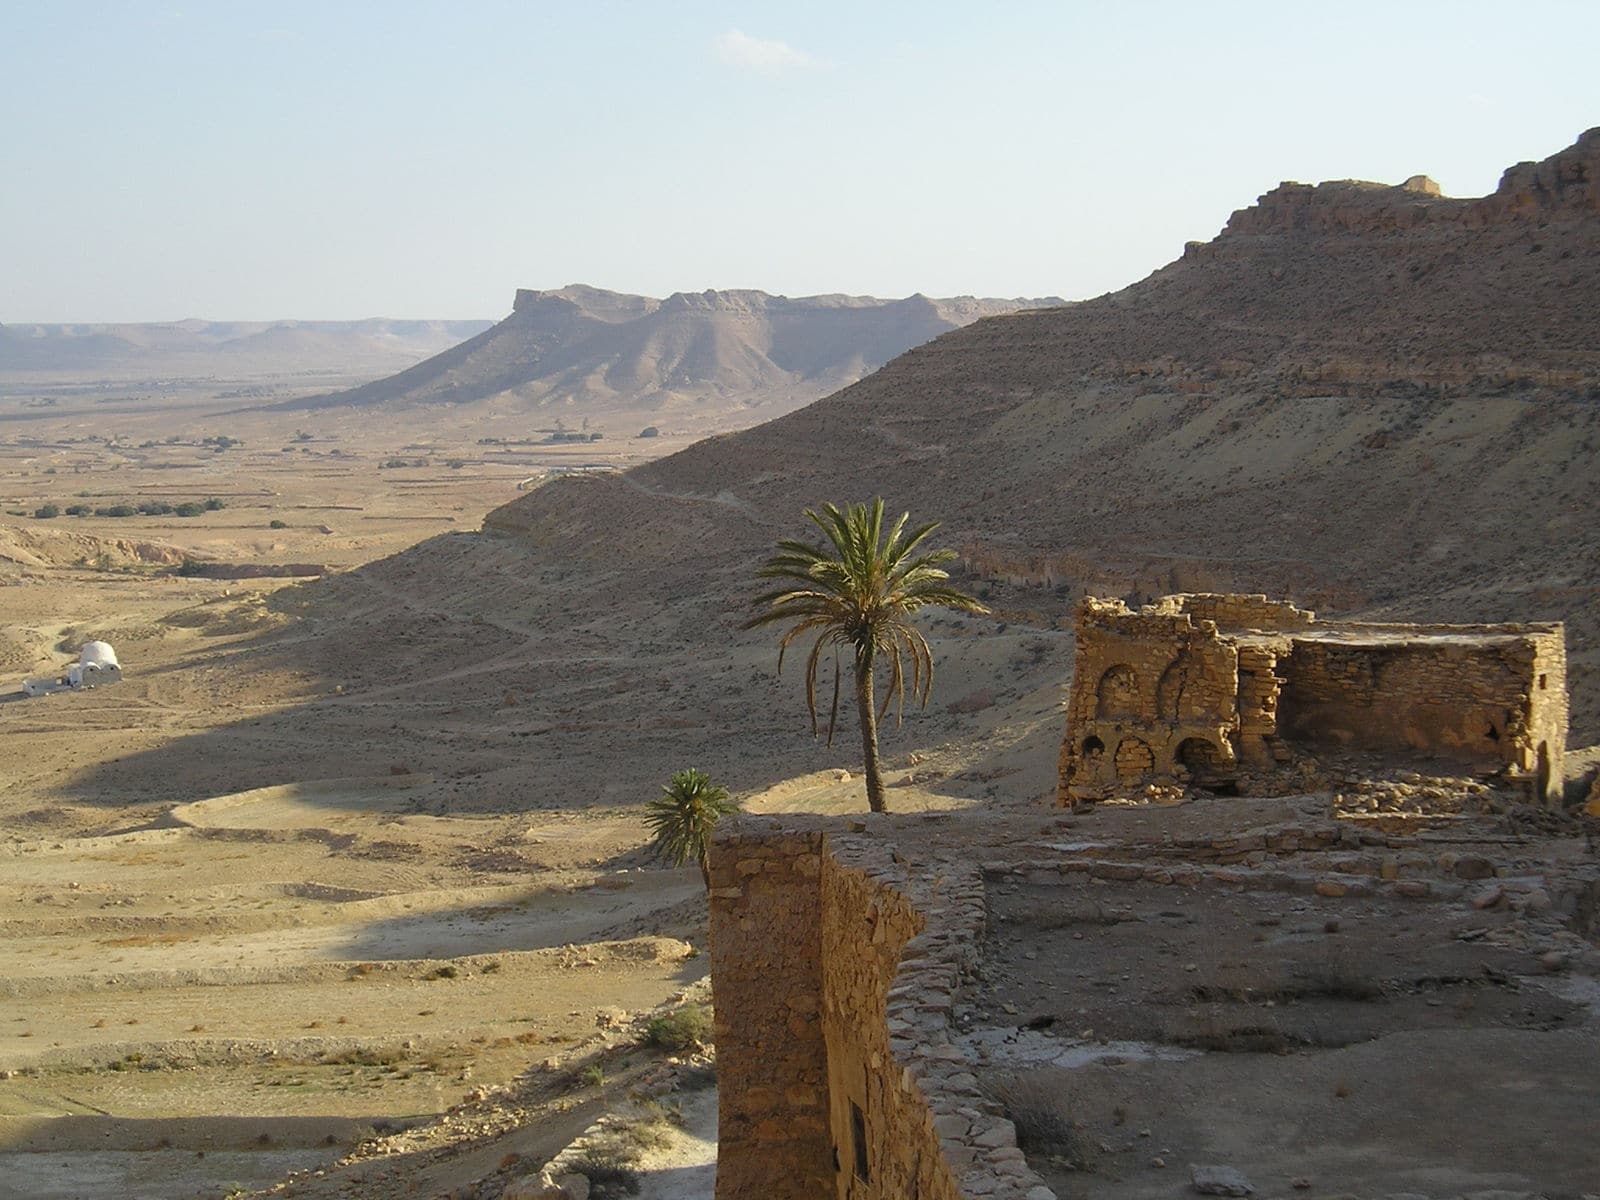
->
[710,820,1057,1200]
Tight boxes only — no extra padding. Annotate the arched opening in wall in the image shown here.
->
[1176,737,1236,794]
[1113,737,1155,782]
[1536,741,1551,802]
[1097,664,1139,718]
[1081,735,1105,759]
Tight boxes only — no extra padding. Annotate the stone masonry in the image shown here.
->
[1059,594,1567,807]
[709,816,1054,1200]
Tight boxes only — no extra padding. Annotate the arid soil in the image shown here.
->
[2,131,1598,1200]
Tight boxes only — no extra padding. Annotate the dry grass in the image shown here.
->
[984,1069,1095,1169]
[96,932,193,948]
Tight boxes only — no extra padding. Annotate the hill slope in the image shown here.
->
[483,128,1600,734]
[285,287,1064,428]
[68,129,1600,825]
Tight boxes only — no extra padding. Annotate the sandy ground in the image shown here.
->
[2,361,1597,1200]
[979,887,1599,1193]
[0,391,731,1199]
[634,1087,717,1200]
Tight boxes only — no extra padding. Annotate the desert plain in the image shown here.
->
[4,129,1600,1200]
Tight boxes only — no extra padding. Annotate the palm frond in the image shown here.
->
[748,499,988,756]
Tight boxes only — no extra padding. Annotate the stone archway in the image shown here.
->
[1113,737,1155,782]
[1176,736,1233,791]
[1097,665,1140,719]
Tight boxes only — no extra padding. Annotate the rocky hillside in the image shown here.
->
[285,286,1063,425]
[480,128,1600,736]
[60,130,1600,850]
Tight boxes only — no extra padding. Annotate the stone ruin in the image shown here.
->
[1058,594,1567,808]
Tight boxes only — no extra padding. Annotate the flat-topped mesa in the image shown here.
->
[1207,127,1599,243]
[1058,593,1567,808]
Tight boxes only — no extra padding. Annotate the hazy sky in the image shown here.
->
[3,1,1597,322]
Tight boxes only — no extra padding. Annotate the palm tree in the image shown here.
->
[645,768,738,888]
[746,499,989,813]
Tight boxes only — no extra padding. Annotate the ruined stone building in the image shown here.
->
[1059,594,1567,807]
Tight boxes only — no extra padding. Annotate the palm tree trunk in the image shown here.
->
[854,662,887,813]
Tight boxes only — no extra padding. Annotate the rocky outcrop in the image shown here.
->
[1218,175,1462,238]
[1215,127,1598,241]
[1477,125,1600,221]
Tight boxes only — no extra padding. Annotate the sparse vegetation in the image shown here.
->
[986,1070,1095,1169]
[643,768,736,888]
[642,1004,712,1052]
[746,498,988,812]
[566,1159,640,1199]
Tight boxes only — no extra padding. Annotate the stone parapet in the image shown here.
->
[710,817,1055,1200]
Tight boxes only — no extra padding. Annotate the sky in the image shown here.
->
[2,1,1597,323]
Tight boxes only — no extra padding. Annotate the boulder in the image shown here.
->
[1191,1164,1254,1196]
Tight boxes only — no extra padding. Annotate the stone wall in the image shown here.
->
[709,826,832,1198]
[1278,632,1566,796]
[710,818,1055,1200]
[1059,596,1243,804]
[1160,592,1315,633]
[1058,594,1568,806]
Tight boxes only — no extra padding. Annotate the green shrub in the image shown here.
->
[269,519,288,529]
[34,503,60,519]
[642,1004,712,1052]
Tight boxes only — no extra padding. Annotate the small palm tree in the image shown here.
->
[746,498,989,813]
[645,768,738,888]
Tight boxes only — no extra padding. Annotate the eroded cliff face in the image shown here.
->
[1214,127,1598,240]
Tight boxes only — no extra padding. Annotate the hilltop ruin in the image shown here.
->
[1058,594,1566,807]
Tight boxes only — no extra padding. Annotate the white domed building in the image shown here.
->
[22,641,122,696]
[68,642,121,688]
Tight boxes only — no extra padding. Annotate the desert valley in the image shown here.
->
[3,113,1599,1200]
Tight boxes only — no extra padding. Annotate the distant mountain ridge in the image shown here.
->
[0,318,494,376]
[283,286,1067,423]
